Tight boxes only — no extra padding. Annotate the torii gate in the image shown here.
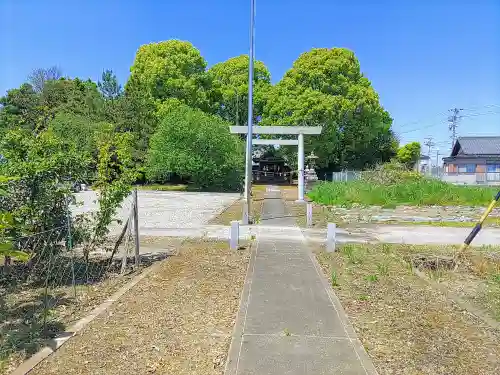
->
[229,125,323,203]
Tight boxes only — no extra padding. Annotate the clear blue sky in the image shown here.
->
[1,0,499,159]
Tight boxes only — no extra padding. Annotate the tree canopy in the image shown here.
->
[397,142,422,169]
[262,48,397,170]
[209,55,271,125]
[1,40,399,192]
[126,40,220,114]
[146,103,244,190]
[98,69,123,100]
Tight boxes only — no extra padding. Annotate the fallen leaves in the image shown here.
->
[30,240,249,375]
[315,244,500,375]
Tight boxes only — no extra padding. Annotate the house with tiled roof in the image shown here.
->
[442,136,500,185]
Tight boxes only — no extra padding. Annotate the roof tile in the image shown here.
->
[456,136,500,155]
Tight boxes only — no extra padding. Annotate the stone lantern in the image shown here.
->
[305,151,319,193]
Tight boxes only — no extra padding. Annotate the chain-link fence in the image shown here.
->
[0,190,143,372]
[324,168,446,183]
[323,170,362,182]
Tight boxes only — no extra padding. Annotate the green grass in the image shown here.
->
[308,179,498,207]
[330,270,339,287]
[136,184,189,192]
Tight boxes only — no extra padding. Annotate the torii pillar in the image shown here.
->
[230,126,323,203]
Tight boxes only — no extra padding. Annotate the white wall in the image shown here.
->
[441,174,477,185]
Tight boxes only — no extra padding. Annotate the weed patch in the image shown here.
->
[313,242,500,375]
[308,179,497,207]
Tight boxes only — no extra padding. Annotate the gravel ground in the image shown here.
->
[30,240,250,375]
[73,190,239,235]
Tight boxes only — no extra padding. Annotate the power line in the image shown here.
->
[395,104,499,129]
[461,110,500,118]
[396,108,499,136]
[398,122,442,135]
[395,112,448,129]
[423,136,435,156]
[461,103,500,112]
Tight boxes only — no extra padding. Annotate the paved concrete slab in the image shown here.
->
[124,222,500,248]
[364,224,500,246]
[236,335,367,375]
[225,187,377,375]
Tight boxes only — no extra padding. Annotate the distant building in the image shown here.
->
[442,136,500,185]
[252,154,293,184]
[415,154,431,174]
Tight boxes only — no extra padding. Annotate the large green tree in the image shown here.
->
[126,40,220,113]
[209,55,271,124]
[146,103,244,190]
[396,142,421,169]
[0,83,41,132]
[49,112,114,158]
[0,78,105,133]
[262,48,397,170]
[40,78,104,122]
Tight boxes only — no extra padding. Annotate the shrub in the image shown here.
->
[0,128,91,236]
[361,160,423,185]
[146,103,244,191]
[308,162,498,207]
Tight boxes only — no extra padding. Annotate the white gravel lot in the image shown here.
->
[72,190,239,235]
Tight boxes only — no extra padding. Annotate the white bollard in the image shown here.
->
[230,220,240,250]
[242,201,249,225]
[326,223,336,252]
[306,203,313,227]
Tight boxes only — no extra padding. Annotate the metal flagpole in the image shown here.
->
[243,0,255,224]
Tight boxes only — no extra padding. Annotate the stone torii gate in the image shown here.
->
[230,125,323,202]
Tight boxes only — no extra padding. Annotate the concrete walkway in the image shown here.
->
[136,223,500,246]
[225,186,377,375]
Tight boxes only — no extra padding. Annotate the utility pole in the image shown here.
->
[435,149,441,177]
[243,0,255,224]
[424,137,435,156]
[423,137,435,175]
[448,108,463,148]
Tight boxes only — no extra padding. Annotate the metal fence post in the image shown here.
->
[133,189,140,268]
[66,196,76,297]
[121,207,133,274]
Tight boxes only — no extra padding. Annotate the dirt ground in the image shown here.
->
[314,243,500,375]
[0,252,153,375]
[209,185,266,225]
[30,239,250,375]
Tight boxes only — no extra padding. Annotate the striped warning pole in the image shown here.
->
[458,190,500,254]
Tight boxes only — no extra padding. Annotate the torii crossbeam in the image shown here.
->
[229,126,323,203]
